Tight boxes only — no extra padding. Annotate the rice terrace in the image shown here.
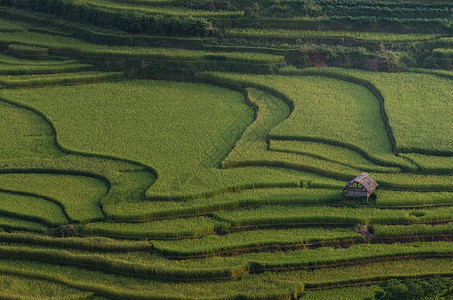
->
[1,0,453,298]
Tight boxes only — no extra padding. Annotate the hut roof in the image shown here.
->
[342,172,378,196]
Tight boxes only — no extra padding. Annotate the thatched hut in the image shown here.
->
[342,173,378,201]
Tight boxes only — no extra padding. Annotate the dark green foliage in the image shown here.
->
[327,48,416,72]
[426,49,453,70]
[328,16,450,33]
[371,277,453,300]
[49,225,78,238]
[9,0,213,36]
[177,0,322,17]
[178,0,453,22]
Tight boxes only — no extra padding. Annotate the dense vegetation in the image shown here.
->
[0,0,452,298]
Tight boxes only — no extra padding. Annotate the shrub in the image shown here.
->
[49,225,79,238]
[370,277,453,300]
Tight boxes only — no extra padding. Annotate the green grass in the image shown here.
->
[0,236,450,285]
[222,88,290,167]
[0,19,26,32]
[2,80,251,187]
[102,186,346,220]
[432,48,453,58]
[0,216,48,232]
[0,100,61,160]
[214,205,453,227]
[0,258,304,299]
[0,253,449,298]
[0,173,108,223]
[3,237,452,284]
[104,171,453,220]
[197,188,345,206]
[373,223,453,238]
[82,0,241,17]
[202,73,424,183]
[82,217,225,239]
[371,173,453,191]
[0,156,156,224]
[375,190,453,207]
[151,227,360,257]
[0,231,152,251]
[0,274,94,299]
[300,285,380,300]
[165,242,453,272]
[77,242,453,279]
[107,0,175,5]
[410,67,453,80]
[0,243,246,280]
[269,140,399,173]
[300,67,453,155]
[401,153,453,173]
[200,73,453,189]
[0,192,68,226]
[0,71,125,87]
[7,43,49,57]
[0,89,158,220]
[0,53,78,66]
[0,30,284,64]
[201,72,396,165]
[2,80,322,202]
[275,258,453,288]
[218,87,398,179]
[0,10,452,298]
[226,28,438,42]
[0,63,93,75]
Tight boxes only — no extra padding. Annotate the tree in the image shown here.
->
[368,277,453,300]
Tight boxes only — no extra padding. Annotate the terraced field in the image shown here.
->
[0,0,452,298]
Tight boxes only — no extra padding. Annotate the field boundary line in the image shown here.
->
[304,272,453,290]
[281,71,398,156]
[0,96,158,220]
[200,73,414,171]
[0,187,71,224]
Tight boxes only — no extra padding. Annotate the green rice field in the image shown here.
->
[0,0,452,298]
